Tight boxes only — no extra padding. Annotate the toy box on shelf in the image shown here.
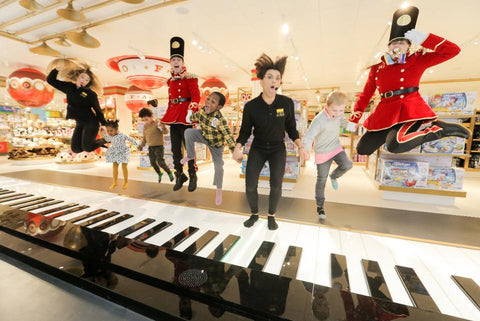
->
[367,92,476,204]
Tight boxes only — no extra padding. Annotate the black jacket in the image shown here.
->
[47,69,106,125]
[237,93,299,146]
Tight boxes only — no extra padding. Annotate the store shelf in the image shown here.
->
[466,168,480,172]
[437,114,476,119]
[472,139,480,141]
[378,185,467,197]
[381,151,470,158]
[239,173,297,183]
[471,150,480,153]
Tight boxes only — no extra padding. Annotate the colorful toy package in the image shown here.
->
[378,159,429,188]
[425,92,476,115]
[421,137,465,154]
[427,167,464,190]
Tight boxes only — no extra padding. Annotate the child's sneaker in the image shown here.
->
[330,176,338,190]
[168,172,174,182]
[317,207,326,220]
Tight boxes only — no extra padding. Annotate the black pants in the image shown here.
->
[148,145,171,175]
[357,120,443,155]
[71,119,101,153]
[170,124,196,176]
[245,143,286,215]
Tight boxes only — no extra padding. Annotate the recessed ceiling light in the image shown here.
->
[282,23,289,35]
[192,40,198,46]
[401,2,410,9]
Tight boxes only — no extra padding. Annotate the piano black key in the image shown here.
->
[452,275,480,311]
[160,226,199,249]
[92,214,134,231]
[14,198,55,209]
[23,200,63,211]
[331,253,350,291]
[37,203,79,216]
[7,196,46,207]
[68,209,108,223]
[248,241,275,271]
[183,230,219,255]
[48,205,90,219]
[133,221,172,242]
[279,246,303,279]
[0,190,14,196]
[0,194,32,203]
[117,218,156,238]
[395,265,440,313]
[78,211,121,227]
[0,193,26,200]
[207,234,240,261]
[362,259,393,302]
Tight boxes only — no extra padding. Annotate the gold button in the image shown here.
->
[401,69,405,72]
[400,95,404,98]
[400,86,404,89]
[179,95,181,98]
[375,77,378,80]
[400,78,404,81]
[179,83,182,85]
[178,89,181,92]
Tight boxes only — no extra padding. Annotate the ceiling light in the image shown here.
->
[401,2,410,9]
[19,0,42,11]
[55,37,71,47]
[474,41,479,45]
[428,69,434,73]
[281,23,289,35]
[57,1,86,22]
[387,21,392,26]
[356,80,361,86]
[192,40,198,46]
[29,42,61,57]
[295,56,299,61]
[198,45,204,50]
[66,29,101,48]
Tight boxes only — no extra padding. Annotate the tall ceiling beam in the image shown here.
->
[0,1,64,29]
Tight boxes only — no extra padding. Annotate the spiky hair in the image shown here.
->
[254,53,288,79]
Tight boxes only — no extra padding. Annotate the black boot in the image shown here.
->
[433,121,470,138]
[96,138,108,149]
[267,215,278,230]
[243,214,258,228]
[173,172,188,191]
[188,173,197,192]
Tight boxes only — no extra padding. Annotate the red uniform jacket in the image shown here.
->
[350,33,460,131]
[161,72,200,125]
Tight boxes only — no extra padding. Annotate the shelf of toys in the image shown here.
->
[367,91,477,204]
[239,99,306,183]
[136,105,210,172]
[1,106,75,162]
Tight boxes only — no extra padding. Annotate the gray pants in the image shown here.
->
[184,128,225,188]
[315,150,353,208]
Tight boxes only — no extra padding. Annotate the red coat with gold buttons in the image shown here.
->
[350,33,461,131]
[161,72,200,125]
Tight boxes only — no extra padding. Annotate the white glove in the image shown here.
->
[345,121,357,132]
[404,29,428,46]
[185,110,193,123]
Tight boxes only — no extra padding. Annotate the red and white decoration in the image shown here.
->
[199,77,229,106]
[106,55,170,90]
[7,68,54,107]
[124,85,153,113]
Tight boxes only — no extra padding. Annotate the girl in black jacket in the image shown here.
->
[46,59,106,153]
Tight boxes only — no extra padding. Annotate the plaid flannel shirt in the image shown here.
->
[190,108,236,150]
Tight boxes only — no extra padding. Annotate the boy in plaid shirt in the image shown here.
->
[181,92,236,205]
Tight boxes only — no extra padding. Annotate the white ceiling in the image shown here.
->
[0,0,480,106]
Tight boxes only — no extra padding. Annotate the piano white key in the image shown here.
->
[339,231,369,296]
[463,248,480,272]
[314,227,342,287]
[263,221,301,275]
[290,224,318,283]
[383,237,459,317]
[361,234,413,306]
[417,242,480,320]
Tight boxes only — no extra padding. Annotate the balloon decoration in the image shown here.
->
[106,55,170,90]
[199,77,229,106]
[124,85,153,113]
[7,68,54,107]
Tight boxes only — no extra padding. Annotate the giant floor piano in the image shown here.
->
[0,179,478,321]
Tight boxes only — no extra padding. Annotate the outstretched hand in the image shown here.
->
[232,146,243,164]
